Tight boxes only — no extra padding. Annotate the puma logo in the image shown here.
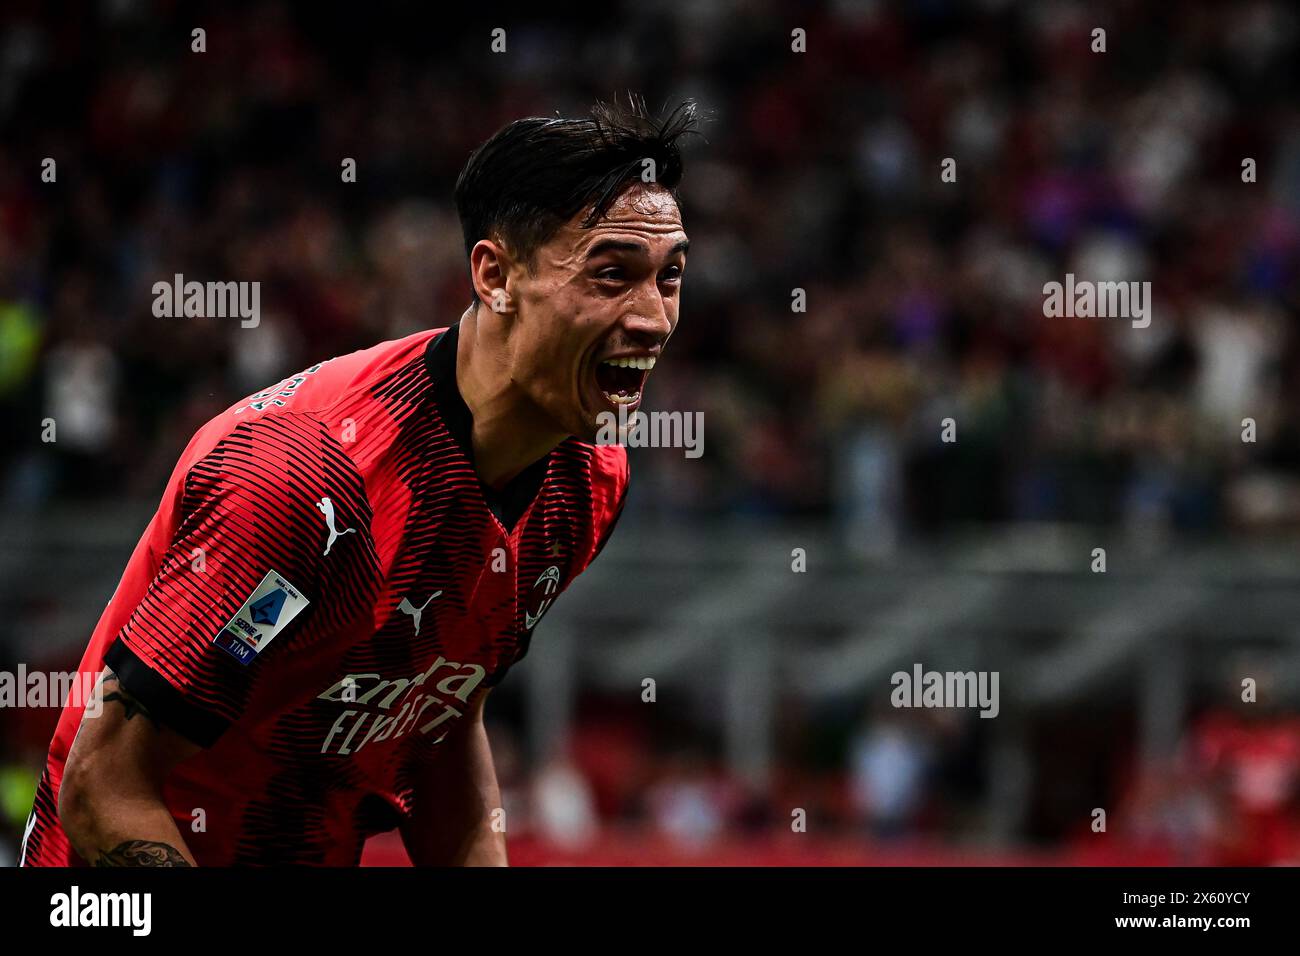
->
[397,592,442,635]
[317,496,356,556]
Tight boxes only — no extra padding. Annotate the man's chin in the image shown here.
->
[572,400,620,445]
[572,414,604,445]
[565,387,642,444]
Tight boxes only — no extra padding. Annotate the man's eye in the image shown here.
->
[660,266,683,282]
[596,267,625,281]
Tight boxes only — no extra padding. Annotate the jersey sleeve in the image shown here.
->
[103,414,374,747]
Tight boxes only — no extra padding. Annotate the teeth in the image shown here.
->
[601,356,656,370]
[605,392,640,405]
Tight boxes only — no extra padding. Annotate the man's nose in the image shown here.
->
[622,282,674,343]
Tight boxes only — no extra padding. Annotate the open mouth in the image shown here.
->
[595,355,655,408]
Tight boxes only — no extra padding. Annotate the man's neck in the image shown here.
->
[455,305,567,490]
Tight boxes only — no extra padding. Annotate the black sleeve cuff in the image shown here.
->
[103,638,231,748]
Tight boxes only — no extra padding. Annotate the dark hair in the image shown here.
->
[454,97,700,294]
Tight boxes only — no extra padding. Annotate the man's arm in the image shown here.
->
[58,667,201,866]
[399,690,507,866]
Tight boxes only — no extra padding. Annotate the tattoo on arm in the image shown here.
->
[100,669,160,728]
[94,840,192,867]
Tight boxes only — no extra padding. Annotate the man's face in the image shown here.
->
[500,184,688,442]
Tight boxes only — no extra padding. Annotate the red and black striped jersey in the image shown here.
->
[22,323,628,866]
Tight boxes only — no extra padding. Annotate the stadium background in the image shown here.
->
[1,0,1298,865]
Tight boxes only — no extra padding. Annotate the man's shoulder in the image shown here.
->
[565,442,629,566]
[164,330,452,518]
[187,328,445,457]
[230,328,444,419]
[557,437,628,490]
[589,441,629,487]
[561,440,629,528]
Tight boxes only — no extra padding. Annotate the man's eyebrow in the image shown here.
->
[584,238,691,260]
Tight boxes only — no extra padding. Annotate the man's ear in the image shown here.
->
[469,238,516,316]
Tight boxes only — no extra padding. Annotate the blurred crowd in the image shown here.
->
[0,0,1296,532]
[354,686,1297,865]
